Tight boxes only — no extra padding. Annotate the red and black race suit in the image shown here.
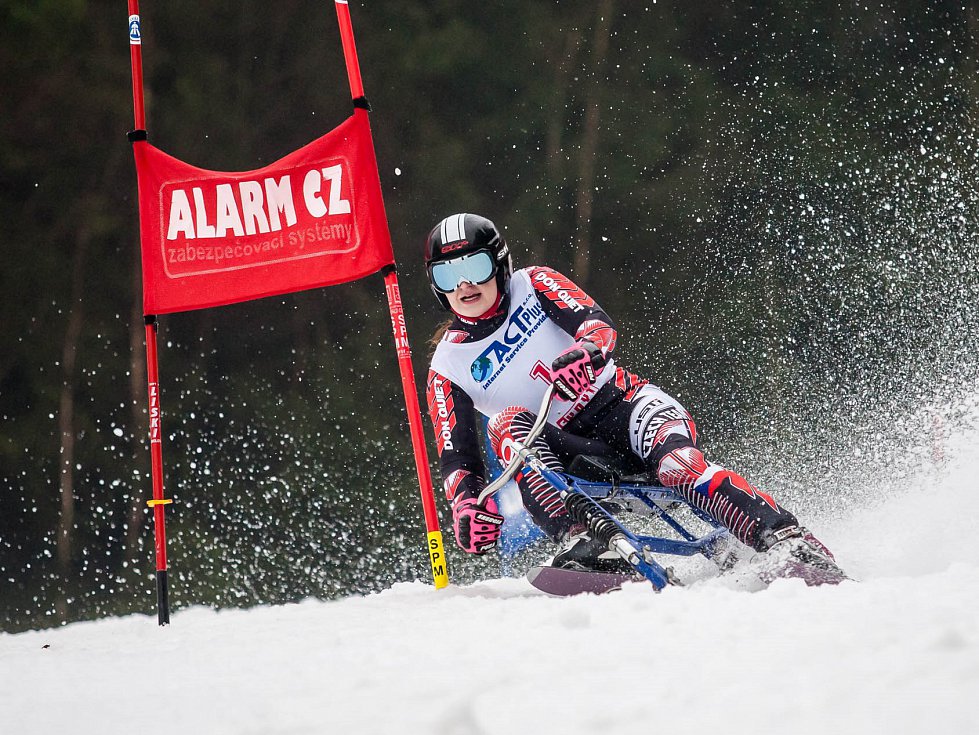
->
[425,266,799,550]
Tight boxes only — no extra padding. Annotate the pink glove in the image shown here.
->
[550,340,606,401]
[453,497,504,554]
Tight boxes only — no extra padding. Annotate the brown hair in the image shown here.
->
[428,318,454,357]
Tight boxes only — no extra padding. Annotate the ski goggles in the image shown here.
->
[428,250,497,293]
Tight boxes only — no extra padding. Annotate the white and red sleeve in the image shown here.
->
[425,368,486,506]
[527,266,618,361]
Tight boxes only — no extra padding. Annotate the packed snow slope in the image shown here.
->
[3,410,977,735]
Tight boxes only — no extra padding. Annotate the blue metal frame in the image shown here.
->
[530,463,732,589]
[482,412,732,590]
[572,480,730,553]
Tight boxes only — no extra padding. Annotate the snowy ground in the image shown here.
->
[3,413,977,735]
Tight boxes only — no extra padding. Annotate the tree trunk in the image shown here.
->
[127,256,146,562]
[533,26,583,265]
[572,0,615,285]
[55,231,89,622]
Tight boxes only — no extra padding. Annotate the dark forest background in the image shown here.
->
[2,1,977,631]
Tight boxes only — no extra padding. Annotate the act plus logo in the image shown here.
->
[469,298,546,386]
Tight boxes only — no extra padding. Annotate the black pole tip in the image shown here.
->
[156,570,170,626]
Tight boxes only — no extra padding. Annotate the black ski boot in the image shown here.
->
[551,531,633,575]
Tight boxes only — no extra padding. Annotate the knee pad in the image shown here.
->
[628,386,698,461]
[487,406,534,466]
[488,406,570,540]
[657,446,715,493]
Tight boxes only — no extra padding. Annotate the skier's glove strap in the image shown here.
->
[550,340,607,401]
[453,497,504,554]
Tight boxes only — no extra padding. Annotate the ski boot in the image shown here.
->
[756,526,848,586]
[528,531,639,596]
[551,531,634,575]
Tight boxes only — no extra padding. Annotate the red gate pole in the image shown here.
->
[334,0,448,588]
[143,316,171,624]
[127,1,172,624]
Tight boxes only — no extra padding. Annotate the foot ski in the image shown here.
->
[755,529,849,587]
[760,557,849,586]
[527,565,636,596]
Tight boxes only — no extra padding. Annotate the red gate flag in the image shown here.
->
[133,109,394,314]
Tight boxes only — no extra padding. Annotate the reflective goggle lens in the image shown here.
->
[430,251,497,292]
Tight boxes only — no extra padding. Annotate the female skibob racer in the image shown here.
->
[424,212,836,575]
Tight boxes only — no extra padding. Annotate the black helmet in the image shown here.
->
[424,213,512,311]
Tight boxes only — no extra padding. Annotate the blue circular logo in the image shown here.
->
[471,356,493,381]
